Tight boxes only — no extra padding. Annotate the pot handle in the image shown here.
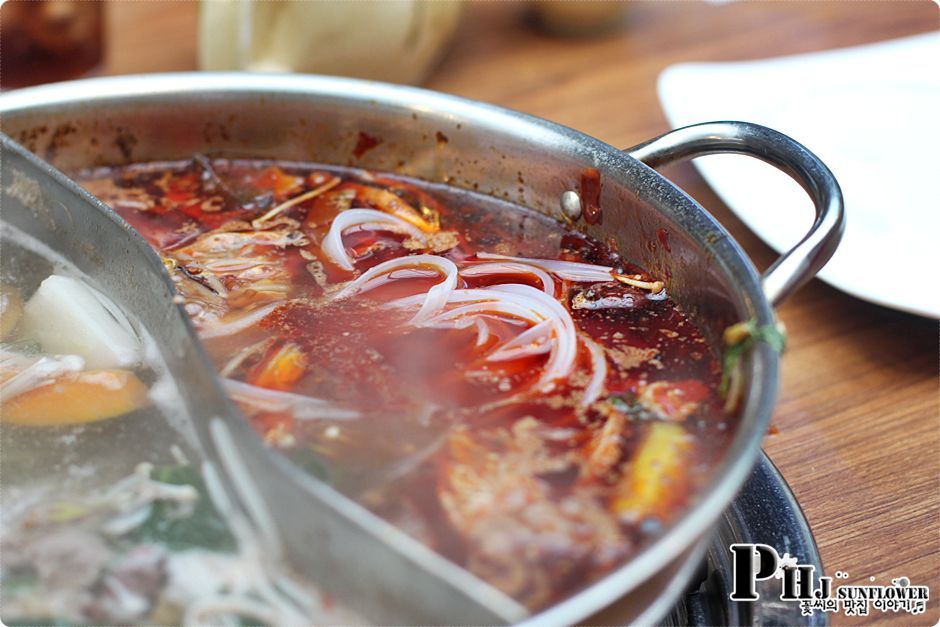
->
[626,121,844,308]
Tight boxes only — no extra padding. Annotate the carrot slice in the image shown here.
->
[353,184,439,233]
[255,166,304,199]
[247,342,307,391]
[2,369,150,426]
[611,422,693,522]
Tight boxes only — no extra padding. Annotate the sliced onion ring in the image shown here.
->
[581,336,608,406]
[335,254,458,324]
[399,283,578,392]
[486,319,553,362]
[199,301,285,339]
[488,284,577,391]
[475,252,614,283]
[473,318,491,347]
[438,315,495,348]
[421,299,544,328]
[460,262,555,296]
[222,378,359,420]
[321,208,425,271]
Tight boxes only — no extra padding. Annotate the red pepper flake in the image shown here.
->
[768,424,780,435]
[657,228,671,252]
[352,131,381,159]
[580,168,602,225]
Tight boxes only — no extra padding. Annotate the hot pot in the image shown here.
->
[0,73,843,625]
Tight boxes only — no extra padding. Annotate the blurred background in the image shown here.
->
[1,1,934,139]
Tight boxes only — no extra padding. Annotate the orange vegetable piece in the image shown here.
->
[254,166,304,199]
[353,184,439,233]
[2,369,150,426]
[248,342,308,391]
[638,379,711,421]
[611,422,693,522]
[371,175,448,214]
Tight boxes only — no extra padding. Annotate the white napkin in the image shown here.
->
[658,32,940,318]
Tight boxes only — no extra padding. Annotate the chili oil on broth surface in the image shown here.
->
[78,157,732,610]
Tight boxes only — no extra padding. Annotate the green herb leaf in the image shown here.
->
[607,394,657,421]
[126,464,238,553]
[720,319,787,397]
[0,570,39,597]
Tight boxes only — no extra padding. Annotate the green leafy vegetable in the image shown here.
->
[720,319,787,397]
[126,464,237,553]
[608,394,657,421]
[0,570,39,597]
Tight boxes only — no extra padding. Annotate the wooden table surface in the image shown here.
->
[103,2,938,625]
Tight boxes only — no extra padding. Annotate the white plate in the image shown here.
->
[658,32,940,318]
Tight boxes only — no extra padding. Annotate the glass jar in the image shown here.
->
[198,1,462,86]
[0,0,104,90]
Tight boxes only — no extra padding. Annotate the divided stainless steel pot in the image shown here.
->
[0,73,843,625]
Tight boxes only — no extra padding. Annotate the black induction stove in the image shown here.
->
[661,453,827,627]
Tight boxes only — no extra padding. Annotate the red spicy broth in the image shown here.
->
[78,158,734,610]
